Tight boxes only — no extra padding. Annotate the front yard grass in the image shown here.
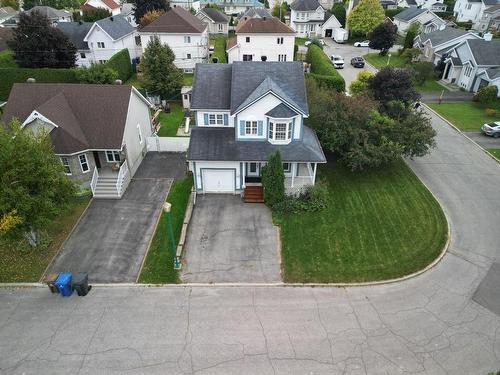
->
[0,50,17,68]
[487,148,500,160]
[363,52,407,68]
[209,35,227,63]
[295,37,308,46]
[274,159,447,283]
[0,197,90,282]
[427,102,498,131]
[138,175,193,284]
[157,102,184,137]
[416,80,447,92]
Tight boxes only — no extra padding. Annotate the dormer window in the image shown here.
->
[268,121,292,143]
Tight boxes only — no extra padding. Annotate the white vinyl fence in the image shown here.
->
[147,136,190,152]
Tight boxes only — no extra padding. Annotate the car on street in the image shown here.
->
[481,121,500,137]
[354,40,370,47]
[330,54,344,69]
[350,57,365,68]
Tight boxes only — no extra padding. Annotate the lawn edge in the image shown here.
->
[38,197,93,283]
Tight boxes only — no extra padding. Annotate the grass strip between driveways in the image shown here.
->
[363,52,406,68]
[138,174,193,284]
[274,159,447,283]
[0,197,90,282]
[488,148,500,160]
[210,36,227,64]
[427,102,498,131]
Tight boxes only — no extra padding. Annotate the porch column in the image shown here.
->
[242,162,246,189]
[291,163,296,188]
[312,163,317,185]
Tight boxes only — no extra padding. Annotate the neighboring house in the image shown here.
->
[120,2,138,27]
[237,7,271,21]
[0,28,13,52]
[393,7,446,33]
[413,27,482,64]
[80,0,122,16]
[397,0,446,10]
[139,7,209,72]
[196,7,229,35]
[198,0,262,15]
[170,0,201,11]
[441,36,500,94]
[57,21,94,67]
[289,0,342,38]
[227,16,295,63]
[476,4,500,31]
[380,0,398,9]
[2,83,153,198]
[453,0,500,24]
[0,6,18,27]
[17,6,72,25]
[188,62,326,196]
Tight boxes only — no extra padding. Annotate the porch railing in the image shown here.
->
[90,166,99,195]
[116,160,131,197]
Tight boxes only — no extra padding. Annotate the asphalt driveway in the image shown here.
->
[464,131,500,149]
[181,195,281,283]
[47,152,186,283]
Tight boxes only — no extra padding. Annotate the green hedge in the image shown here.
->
[0,68,79,101]
[106,49,133,82]
[306,45,345,92]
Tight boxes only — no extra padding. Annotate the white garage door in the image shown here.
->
[202,169,235,193]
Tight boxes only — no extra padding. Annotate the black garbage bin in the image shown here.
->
[72,273,91,296]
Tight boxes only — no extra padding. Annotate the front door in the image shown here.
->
[93,151,101,169]
[246,162,259,177]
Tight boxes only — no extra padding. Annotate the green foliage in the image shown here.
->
[412,61,436,85]
[0,67,78,101]
[384,7,403,19]
[82,7,111,22]
[205,3,222,10]
[0,50,17,68]
[0,0,18,9]
[368,21,397,55]
[8,11,76,68]
[331,3,346,27]
[76,63,119,84]
[273,183,328,213]
[261,151,285,207]
[22,0,79,10]
[210,35,227,63]
[347,0,385,35]
[141,36,183,100]
[368,67,420,106]
[400,47,421,63]
[349,70,374,94]
[485,108,500,117]
[455,20,473,29]
[271,1,288,21]
[0,120,75,242]
[133,0,169,23]
[473,85,499,105]
[404,22,419,49]
[306,44,345,92]
[106,49,133,81]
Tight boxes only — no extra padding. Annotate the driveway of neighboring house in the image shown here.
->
[464,131,500,149]
[47,152,187,283]
[181,195,281,283]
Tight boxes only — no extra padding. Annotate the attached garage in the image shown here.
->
[201,169,236,193]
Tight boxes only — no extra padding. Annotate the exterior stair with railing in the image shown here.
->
[93,176,120,199]
[90,160,130,199]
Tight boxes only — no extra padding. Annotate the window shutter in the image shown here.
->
[292,118,296,139]
[224,114,228,126]
[204,113,209,125]
[257,121,263,136]
[239,121,245,136]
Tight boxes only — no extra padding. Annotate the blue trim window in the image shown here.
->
[245,121,258,135]
[209,113,224,125]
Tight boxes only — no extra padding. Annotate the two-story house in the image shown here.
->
[393,7,446,34]
[198,0,262,15]
[188,62,326,198]
[11,5,72,26]
[413,27,482,64]
[139,7,209,72]
[237,7,272,21]
[290,0,341,38]
[441,35,500,94]
[475,4,500,31]
[57,21,94,67]
[227,16,295,63]
[80,0,121,16]
[453,0,500,24]
[2,83,154,198]
[397,0,447,11]
[196,7,229,35]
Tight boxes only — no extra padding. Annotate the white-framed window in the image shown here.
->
[278,54,287,61]
[218,23,223,31]
[269,121,291,142]
[78,153,89,173]
[245,121,258,135]
[209,113,224,125]
[186,53,192,59]
[106,150,121,163]
[137,124,143,144]
[97,42,105,48]
[60,156,71,175]
[277,37,283,44]
[283,162,291,173]
[184,36,191,43]
[269,122,273,138]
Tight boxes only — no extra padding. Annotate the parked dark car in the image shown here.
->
[351,57,365,68]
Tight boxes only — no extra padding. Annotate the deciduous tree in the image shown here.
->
[347,0,385,35]
[349,70,374,94]
[82,7,111,22]
[331,3,346,27]
[139,9,165,28]
[133,0,169,23]
[271,1,288,22]
[368,67,420,106]
[368,20,397,55]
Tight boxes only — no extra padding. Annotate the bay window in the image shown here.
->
[268,121,292,143]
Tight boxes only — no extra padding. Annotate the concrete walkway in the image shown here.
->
[1,114,500,373]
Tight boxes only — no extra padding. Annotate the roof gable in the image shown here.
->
[465,39,500,65]
[87,15,135,41]
[140,7,207,34]
[198,7,229,23]
[290,0,323,11]
[236,16,295,33]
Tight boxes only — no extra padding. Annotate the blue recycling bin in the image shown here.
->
[55,272,73,297]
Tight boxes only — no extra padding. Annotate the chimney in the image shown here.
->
[114,79,122,85]
[263,16,266,20]
[244,16,247,20]
[27,78,36,83]
[484,32,493,41]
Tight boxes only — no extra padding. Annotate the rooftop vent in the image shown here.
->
[114,79,122,85]
[27,78,36,83]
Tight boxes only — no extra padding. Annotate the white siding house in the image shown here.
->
[196,7,229,35]
[289,0,342,38]
[393,7,446,33]
[453,0,499,25]
[80,0,121,16]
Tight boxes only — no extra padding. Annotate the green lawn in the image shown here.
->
[274,159,448,283]
[295,37,308,46]
[183,73,193,86]
[210,35,227,63]
[416,80,447,92]
[0,50,17,68]
[0,197,90,282]
[427,102,498,131]
[157,102,184,137]
[126,74,194,88]
[488,149,500,160]
[363,52,407,69]
[138,175,193,283]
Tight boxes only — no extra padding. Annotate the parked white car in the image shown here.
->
[481,121,500,138]
[354,40,370,47]
[305,39,325,46]
[330,55,344,69]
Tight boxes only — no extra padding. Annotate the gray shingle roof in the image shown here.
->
[265,103,298,118]
[95,15,135,40]
[230,62,308,115]
[419,27,469,46]
[191,64,232,110]
[57,21,93,50]
[27,5,71,20]
[187,126,326,162]
[290,0,322,11]
[199,7,229,23]
[483,0,500,5]
[486,67,500,79]
[451,56,462,66]
[394,7,427,21]
[466,39,500,65]
[238,8,271,20]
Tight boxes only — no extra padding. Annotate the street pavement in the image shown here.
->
[1,110,500,374]
[464,131,500,149]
